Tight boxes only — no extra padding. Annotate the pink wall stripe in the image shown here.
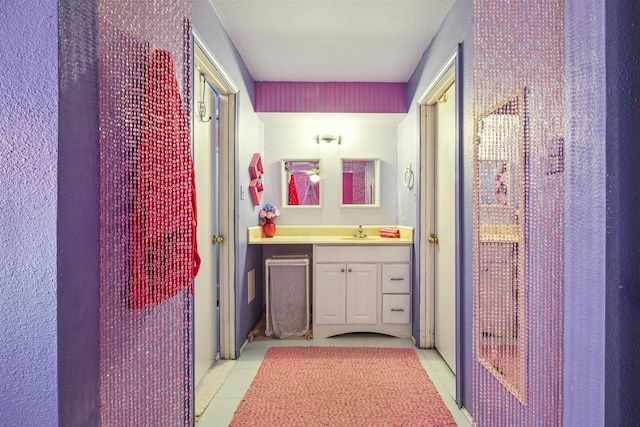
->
[254,81,407,113]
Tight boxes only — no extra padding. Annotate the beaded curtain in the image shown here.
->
[473,1,564,425]
[97,2,194,425]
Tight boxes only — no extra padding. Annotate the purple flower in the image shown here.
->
[259,203,280,224]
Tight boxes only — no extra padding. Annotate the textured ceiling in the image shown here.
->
[209,0,456,82]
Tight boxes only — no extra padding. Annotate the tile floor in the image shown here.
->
[196,333,472,427]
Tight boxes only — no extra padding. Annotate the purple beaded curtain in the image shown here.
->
[97,2,194,425]
[473,1,564,425]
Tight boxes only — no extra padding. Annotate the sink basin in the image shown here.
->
[340,236,382,241]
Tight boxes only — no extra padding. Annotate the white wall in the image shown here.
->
[259,113,404,226]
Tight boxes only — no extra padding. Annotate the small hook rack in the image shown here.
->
[198,73,211,123]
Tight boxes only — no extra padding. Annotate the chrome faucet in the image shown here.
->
[354,225,367,238]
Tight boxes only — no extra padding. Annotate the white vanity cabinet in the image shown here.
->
[313,245,412,339]
[315,263,377,325]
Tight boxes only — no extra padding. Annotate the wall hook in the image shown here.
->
[403,163,415,189]
[198,73,212,123]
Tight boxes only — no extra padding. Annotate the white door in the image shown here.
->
[346,264,378,324]
[314,264,347,324]
[434,83,457,374]
[193,64,219,387]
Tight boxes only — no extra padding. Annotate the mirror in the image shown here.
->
[283,160,321,206]
[475,88,527,402]
[341,159,379,206]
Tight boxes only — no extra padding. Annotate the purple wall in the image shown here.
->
[0,1,60,425]
[564,2,640,423]
[254,81,407,113]
[604,0,640,423]
[57,1,102,425]
[563,0,606,424]
[57,0,100,426]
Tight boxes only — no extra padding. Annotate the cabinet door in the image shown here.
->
[315,264,346,324]
[346,264,377,324]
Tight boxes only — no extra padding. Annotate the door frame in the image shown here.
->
[193,34,237,361]
[418,45,464,403]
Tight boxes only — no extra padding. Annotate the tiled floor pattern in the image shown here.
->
[196,333,472,426]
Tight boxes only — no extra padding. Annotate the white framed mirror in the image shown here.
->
[282,159,322,207]
[341,159,379,206]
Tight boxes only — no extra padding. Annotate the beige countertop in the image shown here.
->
[248,225,413,245]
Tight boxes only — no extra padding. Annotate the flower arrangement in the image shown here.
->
[259,203,280,224]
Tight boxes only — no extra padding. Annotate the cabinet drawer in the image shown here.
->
[382,264,410,293]
[382,295,411,324]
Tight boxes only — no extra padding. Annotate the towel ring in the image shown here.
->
[403,163,415,189]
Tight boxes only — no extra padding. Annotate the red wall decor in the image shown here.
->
[248,153,264,205]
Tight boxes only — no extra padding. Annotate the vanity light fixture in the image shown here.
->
[315,134,342,145]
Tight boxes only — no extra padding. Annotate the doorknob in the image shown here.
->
[212,235,224,244]
[428,234,439,244]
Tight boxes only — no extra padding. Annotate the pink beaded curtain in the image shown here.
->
[97,2,195,425]
[473,1,564,425]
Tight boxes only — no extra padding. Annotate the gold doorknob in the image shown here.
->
[428,234,439,244]
[212,235,224,244]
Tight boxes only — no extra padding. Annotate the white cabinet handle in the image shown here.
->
[390,277,404,281]
[390,308,405,312]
